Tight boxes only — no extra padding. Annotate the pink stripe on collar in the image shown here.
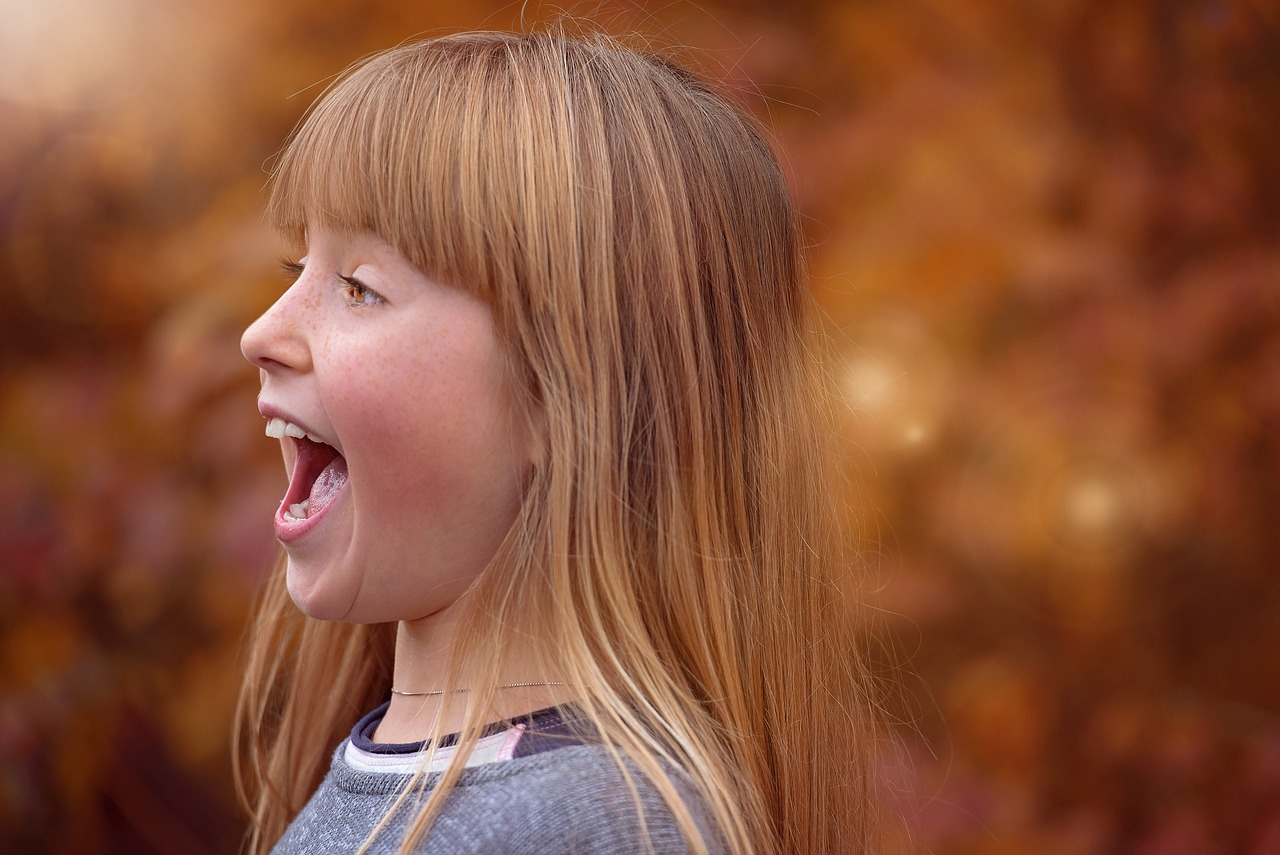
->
[495,723,527,761]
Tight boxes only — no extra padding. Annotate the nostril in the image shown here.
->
[250,354,288,370]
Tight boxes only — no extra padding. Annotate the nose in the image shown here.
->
[241,287,312,373]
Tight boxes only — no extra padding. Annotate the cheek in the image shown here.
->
[323,309,526,489]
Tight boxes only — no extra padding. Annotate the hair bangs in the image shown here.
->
[266,38,518,301]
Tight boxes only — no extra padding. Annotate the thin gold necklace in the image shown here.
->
[390,680,572,698]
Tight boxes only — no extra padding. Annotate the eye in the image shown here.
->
[339,273,384,307]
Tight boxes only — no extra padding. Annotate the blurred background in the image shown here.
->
[1,0,1277,852]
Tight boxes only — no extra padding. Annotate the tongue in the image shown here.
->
[308,455,348,515]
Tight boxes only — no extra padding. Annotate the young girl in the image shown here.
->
[236,28,880,855]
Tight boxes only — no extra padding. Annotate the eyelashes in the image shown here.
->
[338,273,383,307]
[277,257,383,307]
[280,258,305,280]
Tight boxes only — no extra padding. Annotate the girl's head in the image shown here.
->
[253,30,809,657]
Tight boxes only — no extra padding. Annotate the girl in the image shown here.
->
[236,28,880,855]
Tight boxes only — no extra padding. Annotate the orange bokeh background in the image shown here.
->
[2,1,1278,852]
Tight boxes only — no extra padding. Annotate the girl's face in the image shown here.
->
[241,228,534,623]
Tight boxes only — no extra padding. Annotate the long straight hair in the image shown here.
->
[235,28,881,855]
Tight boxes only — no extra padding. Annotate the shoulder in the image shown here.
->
[431,745,725,854]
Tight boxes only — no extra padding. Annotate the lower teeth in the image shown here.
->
[285,499,310,522]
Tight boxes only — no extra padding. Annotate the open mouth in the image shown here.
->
[282,436,348,523]
[265,417,349,539]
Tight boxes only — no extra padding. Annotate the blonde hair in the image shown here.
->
[235,29,881,855]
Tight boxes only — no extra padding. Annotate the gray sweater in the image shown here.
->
[272,742,722,854]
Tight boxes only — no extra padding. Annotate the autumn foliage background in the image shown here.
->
[2,1,1278,852]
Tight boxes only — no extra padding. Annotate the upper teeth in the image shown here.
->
[264,417,325,443]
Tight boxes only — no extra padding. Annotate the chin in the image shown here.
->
[285,562,357,621]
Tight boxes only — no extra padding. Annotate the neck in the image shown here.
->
[375,606,571,744]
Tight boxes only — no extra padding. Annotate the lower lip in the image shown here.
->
[273,485,346,544]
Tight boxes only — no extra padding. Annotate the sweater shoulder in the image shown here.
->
[315,742,723,854]
[447,746,722,854]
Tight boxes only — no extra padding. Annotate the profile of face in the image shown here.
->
[240,228,535,624]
